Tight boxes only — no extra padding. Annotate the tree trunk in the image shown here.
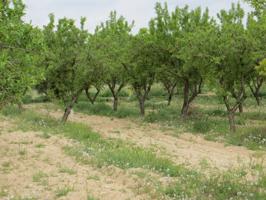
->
[198,78,203,94]
[167,93,173,106]
[228,111,236,132]
[17,103,24,110]
[62,94,79,123]
[181,79,190,118]
[238,102,243,113]
[255,96,261,106]
[138,96,145,116]
[113,96,118,111]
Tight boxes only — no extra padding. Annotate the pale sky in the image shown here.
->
[23,0,252,32]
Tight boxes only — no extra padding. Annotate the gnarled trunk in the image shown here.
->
[62,90,82,123]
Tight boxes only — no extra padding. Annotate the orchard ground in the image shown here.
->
[0,85,266,200]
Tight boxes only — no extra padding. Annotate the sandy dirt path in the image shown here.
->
[30,104,266,170]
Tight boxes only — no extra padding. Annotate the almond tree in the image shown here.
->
[149,3,180,106]
[213,4,255,131]
[91,11,133,111]
[150,3,212,117]
[246,1,266,106]
[123,29,162,115]
[175,7,213,117]
[42,15,91,122]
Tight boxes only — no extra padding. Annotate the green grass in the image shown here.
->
[55,186,73,198]
[164,169,266,200]
[227,126,266,150]
[87,195,98,200]
[74,101,140,118]
[32,171,48,185]
[59,167,76,175]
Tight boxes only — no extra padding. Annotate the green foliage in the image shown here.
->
[0,0,44,109]
[257,58,266,76]
[91,11,133,110]
[42,15,89,105]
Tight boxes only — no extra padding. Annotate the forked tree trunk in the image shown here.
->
[249,78,264,106]
[223,96,238,133]
[85,87,100,105]
[108,83,124,112]
[167,93,173,106]
[164,82,177,106]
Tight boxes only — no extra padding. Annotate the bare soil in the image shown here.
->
[0,119,151,200]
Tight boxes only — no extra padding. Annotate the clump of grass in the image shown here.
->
[1,161,12,173]
[18,149,27,156]
[59,167,76,175]
[0,187,8,197]
[32,171,48,185]
[35,143,45,148]
[242,111,266,121]
[190,117,228,135]
[87,195,98,200]
[38,132,51,139]
[228,126,266,150]
[75,102,112,116]
[144,106,179,123]
[55,186,73,198]
[164,169,266,200]
[74,101,139,118]
[1,105,22,117]
[87,175,100,181]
